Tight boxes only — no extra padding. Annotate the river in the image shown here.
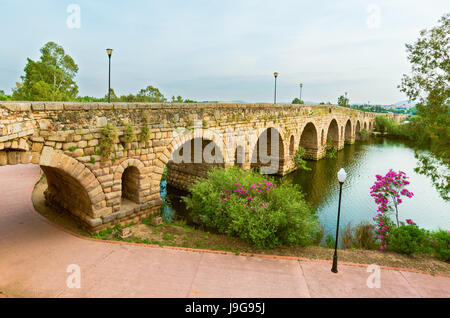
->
[161,137,450,237]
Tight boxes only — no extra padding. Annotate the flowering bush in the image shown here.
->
[370,170,414,250]
[184,167,321,248]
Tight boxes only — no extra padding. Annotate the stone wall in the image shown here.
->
[0,101,407,232]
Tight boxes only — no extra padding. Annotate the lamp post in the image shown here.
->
[273,72,279,104]
[331,168,347,273]
[106,48,113,103]
[299,83,303,104]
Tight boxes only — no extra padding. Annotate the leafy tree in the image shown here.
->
[399,13,449,200]
[136,85,166,102]
[12,41,79,101]
[338,93,349,107]
[291,97,304,104]
[171,95,197,103]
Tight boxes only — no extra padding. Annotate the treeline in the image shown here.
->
[2,41,196,104]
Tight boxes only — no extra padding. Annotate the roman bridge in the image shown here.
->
[0,101,406,233]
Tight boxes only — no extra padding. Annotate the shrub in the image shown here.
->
[294,147,311,171]
[429,229,450,261]
[325,136,337,159]
[325,234,335,248]
[390,219,425,255]
[340,222,378,250]
[99,123,118,161]
[183,167,321,249]
[375,116,407,137]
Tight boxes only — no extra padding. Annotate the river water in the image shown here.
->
[161,137,449,236]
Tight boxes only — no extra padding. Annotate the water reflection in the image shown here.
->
[161,138,450,237]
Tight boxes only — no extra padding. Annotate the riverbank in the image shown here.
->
[32,176,450,275]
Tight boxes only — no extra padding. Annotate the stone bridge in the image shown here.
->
[0,101,406,233]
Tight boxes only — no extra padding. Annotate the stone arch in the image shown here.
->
[113,158,147,204]
[344,119,352,144]
[321,129,325,146]
[299,122,319,160]
[369,122,372,131]
[38,146,105,224]
[326,119,340,148]
[364,122,368,130]
[355,120,361,140]
[157,131,226,190]
[250,127,285,174]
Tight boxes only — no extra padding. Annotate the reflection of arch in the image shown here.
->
[299,122,318,159]
[326,119,340,148]
[289,135,295,157]
[113,158,146,204]
[38,147,105,219]
[355,120,361,140]
[369,122,372,131]
[364,122,368,130]
[251,127,285,173]
[344,119,352,144]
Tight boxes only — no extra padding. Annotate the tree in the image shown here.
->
[136,85,166,102]
[399,13,449,200]
[12,42,79,101]
[338,93,349,107]
[291,97,304,104]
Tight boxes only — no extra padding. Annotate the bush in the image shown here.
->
[428,229,450,261]
[375,116,407,137]
[389,220,425,255]
[139,126,151,142]
[340,222,378,250]
[294,147,311,171]
[325,234,335,248]
[123,124,136,144]
[183,167,321,249]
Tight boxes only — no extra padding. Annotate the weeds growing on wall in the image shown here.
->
[139,126,151,142]
[99,123,118,161]
[294,147,311,171]
[123,124,136,145]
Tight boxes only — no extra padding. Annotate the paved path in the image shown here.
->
[0,164,449,298]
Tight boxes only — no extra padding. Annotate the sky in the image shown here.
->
[0,0,448,104]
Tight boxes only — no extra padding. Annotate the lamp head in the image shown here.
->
[337,168,347,183]
[274,72,279,78]
[106,48,113,56]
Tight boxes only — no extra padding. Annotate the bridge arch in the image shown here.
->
[113,158,147,204]
[251,127,285,174]
[289,135,295,157]
[299,122,319,160]
[326,119,340,148]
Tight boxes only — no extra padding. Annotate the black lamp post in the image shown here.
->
[299,83,303,104]
[331,168,347,273]
[106,48,113,103]
[273,72,279,104]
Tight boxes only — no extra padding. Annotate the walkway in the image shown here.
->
[0,165,448,298]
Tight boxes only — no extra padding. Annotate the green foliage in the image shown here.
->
[425,229,450,261]
[375,116,407,137]
[340,222,378,250]
[99,123,118,161]
[139,126,151,142]
[89,156,96,164]
[291,97,304,104]
[337,93,350,107]
[294,147,311,171]
[325,235,335,248]
[68,146,78,152]
[12,41,79,101]
[171,95,197,103]
[325,136,337,159]
[183,167,321,249]
[123,124,136,144]
[360,129,370,136]
[390,221,425,255]
[399,14,449,200]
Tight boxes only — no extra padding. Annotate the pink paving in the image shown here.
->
[0,164,448,298]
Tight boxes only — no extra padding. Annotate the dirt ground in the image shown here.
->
[32,177,450,275]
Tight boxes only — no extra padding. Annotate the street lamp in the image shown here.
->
[299,83,303,104]
[106,48,113,103]
[273,72,279,104]
[331,168,347,273]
